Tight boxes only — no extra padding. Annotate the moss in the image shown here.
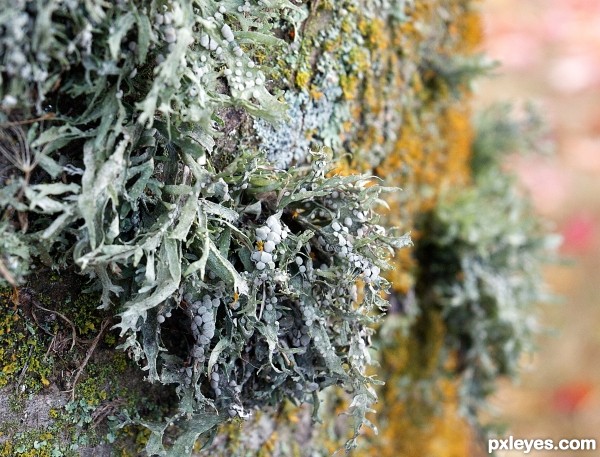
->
[114,425,151,456]
[0,280,156,453]
[0,426,79,457]
[0,288,53,392]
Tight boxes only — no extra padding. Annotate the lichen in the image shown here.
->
[0,1,554,456]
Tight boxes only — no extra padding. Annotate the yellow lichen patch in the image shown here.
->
[328,158,361,177]
[362,18,389,51]
[295,70,312,90]
[341,17,354,34]
[339,74,360,100]
[348,47,370,73]
[309,85,323,100]
[322,35,342,53]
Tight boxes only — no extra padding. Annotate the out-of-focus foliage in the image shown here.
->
[415,173,556,417]
[412,101,559,422]
[472,102,552,174]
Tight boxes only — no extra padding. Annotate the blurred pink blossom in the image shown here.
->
[551,381,594,415]
[548,54,600,93]
[560,213,597,254]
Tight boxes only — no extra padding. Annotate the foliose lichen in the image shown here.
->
[1,0,555,455]
[0,1,411,454]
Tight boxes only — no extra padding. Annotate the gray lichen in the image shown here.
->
[0,1,410,455]
[254,83,344,169]
[0,1,556,456]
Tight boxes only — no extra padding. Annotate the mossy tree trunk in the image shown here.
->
[1,1,550,456]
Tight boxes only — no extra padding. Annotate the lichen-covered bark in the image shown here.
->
[1,0,551,456]
[197,1,488,455]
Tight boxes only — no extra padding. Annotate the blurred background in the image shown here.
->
[476,0,600,454]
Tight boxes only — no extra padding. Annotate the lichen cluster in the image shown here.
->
[1,0,554,456]
[1,0,407,454]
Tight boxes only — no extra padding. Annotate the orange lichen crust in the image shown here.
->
[360,311,473,457]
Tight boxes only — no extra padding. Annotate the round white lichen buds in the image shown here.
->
[266,215,281,232]
[263,240,276,253]
[256,226,269,240]
[200,34,209,48]
[266,231,281,243]
[251,214,290,273]
[221,24,234,42]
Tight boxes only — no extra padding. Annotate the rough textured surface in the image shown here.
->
[0,1,552,456]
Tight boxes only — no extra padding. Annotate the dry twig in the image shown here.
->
[30,297,78,352]
[91,398,125,428]
[68,317,112,401]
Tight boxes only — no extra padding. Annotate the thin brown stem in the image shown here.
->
[0,113,56,128]
[68,317,111,401]
[0,257,17,287]
[30,298,78,352]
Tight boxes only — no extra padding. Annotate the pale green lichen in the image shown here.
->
[1,1,410,455]
[1,1,555,456]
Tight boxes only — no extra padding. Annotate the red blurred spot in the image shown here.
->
[551,382,594,414]
[560,214,597,254]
